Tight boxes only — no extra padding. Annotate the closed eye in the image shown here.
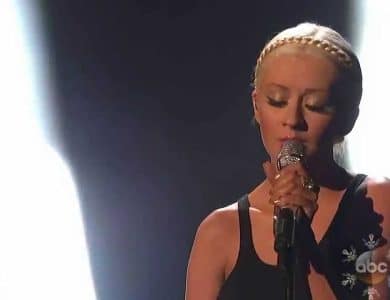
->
[267,97,287,108]
[305,104,335,114]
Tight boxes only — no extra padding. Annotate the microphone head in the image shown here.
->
[277,140,305,171]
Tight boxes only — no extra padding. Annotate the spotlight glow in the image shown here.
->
[0,2,96,299]
[347,0,390,177]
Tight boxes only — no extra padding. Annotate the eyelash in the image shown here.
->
[306,104,328,113]
[266,97,332,113]
[267,97,286,107]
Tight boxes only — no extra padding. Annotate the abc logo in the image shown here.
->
[355,251,388,285]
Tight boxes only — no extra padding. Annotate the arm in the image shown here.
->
[368,178,390,299]
[185,211,228,300]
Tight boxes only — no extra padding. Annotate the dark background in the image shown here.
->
[38,1,356,299]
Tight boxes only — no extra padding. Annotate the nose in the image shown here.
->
[282,102,307,130]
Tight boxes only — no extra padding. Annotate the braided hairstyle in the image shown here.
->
[252,23,363,142]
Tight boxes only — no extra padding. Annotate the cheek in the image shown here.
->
[258,113,277,136]
[307,116,334,138]
[305,115,336,152]
[257,107,282,159]
[257,103,280,128]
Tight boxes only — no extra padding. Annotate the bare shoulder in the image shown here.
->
[366,176,390,210]
[185,201,240,300]
[195,202,239,244]
[363,177,390,297]
[366,175,390,191]
[365,176,390,235]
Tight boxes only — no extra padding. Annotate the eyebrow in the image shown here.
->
[265,83,327,94]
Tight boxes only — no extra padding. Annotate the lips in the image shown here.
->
[279,136,304,143]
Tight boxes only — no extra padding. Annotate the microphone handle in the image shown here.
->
[274,206,296,253]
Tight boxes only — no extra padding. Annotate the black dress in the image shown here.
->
[217,174,386,299]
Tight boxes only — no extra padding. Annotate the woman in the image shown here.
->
[185,23,389,299]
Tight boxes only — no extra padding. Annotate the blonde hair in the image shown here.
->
[252,22,362,137]
[253,23,360,85]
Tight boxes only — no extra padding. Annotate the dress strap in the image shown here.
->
[335,173,367,218]
[237,195,254,252]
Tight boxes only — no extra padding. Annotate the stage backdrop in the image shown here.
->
[40,1,354,299]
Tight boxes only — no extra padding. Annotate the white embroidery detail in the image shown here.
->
[341,273,357,289]
[362,233,380,250]
[342,246,357,263]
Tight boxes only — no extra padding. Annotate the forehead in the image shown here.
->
[258,45,340,91]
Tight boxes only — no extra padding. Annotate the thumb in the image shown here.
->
[262,161,277,184]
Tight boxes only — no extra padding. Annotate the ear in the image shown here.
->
[251,89,258,114]
[251,89,261,125]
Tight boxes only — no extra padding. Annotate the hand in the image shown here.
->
[263,160,319,221]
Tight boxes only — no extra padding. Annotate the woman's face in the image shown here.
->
[252,45,341,164]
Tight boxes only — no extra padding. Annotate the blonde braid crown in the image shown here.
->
[253,23,360,87]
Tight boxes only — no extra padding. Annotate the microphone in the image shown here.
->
[273,140,305,254]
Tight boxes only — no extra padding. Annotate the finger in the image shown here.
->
[276,195,310,208]
[263,161,278,184]
[275,195,318,219]
[271,181,297,199]
[274,168,319,196]
[269,172,302,205]
[275,183,318,204]
[283,189,318,206]
[280,161,308,178]
[269,171,301,199]
[269,187,311,206]
[272,171,300,189]
[273,202,300,215]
